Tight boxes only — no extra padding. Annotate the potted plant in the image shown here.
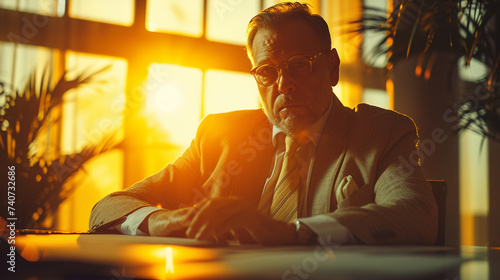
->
[0,65,118,229]
[354,0,500,141]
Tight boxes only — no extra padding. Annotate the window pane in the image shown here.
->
[58,150,124,231]
[0,0,64,17]
[204,69,259,116]
[58,51,127,231]
[145,63,202,150]
[458,57,488,82]
[459,129,489,245]
[362,88,389,109]
[146,0,204,37]
[362,0,388,68]
[0,42,55,91]
[69,0,134,26]
[63,51,127,154]
[206,0,259,45]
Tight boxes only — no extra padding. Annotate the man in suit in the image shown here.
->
[89,2,437,245]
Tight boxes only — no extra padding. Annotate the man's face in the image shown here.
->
[250,20,339,136]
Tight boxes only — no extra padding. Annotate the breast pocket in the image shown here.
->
[335,175,375,208]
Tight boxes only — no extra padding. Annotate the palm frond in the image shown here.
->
[0,64,120,229]
[351,0,500,141]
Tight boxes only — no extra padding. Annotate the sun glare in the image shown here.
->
[145,63,202,149]
[146,84,182,114]
[204,69,259,116]
[146,0,203,37]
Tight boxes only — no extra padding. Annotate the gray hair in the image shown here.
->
[246,2,331,59]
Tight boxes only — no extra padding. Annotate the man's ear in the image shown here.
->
[329,48,340,87]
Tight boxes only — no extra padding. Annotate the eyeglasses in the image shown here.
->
[250,51,328,86]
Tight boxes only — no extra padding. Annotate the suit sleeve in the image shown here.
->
[88,116,210,232]
[330,114,438,245]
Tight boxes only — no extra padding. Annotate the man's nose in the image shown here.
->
[277,69,296,94]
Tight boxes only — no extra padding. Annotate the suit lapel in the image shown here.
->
[307,97,353,216]
[230,113,274,208]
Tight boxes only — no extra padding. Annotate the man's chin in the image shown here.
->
[274,116,310,135]
[263,108,313,134]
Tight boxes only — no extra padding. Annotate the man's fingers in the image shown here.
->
[179,198,212,226]
[231,228,256,244]
[187,206,246,239]
[194,207,248,240]
[212,231,230,244]
[188,198,242,228]
[186,198,249,239]
[148,208,194,236]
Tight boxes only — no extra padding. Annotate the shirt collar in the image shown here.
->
[271,95,333,147]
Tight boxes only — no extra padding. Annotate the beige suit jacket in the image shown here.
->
[89,97,438,245]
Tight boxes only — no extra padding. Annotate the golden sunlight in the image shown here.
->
[206,0,259,45]
[165,247,174,274]
[146,0,203,37]
[459,129,489,245]
[145,63,202,150]
[204,69,259,116]
[70,0,134,26]
[57,51,127,231]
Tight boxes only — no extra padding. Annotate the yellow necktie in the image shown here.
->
[271,135,300,222]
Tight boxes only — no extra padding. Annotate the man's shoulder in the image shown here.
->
[352,103,416,128]
[346,103,418,141]
[198,109,270,136]
[354,103,408,119]
[204,109,265,121]
[201,109,267,126]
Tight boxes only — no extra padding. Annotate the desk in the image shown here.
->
[3,233,499,280]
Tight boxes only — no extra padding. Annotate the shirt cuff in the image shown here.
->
[298,214,357,245]
[119,206,161,236]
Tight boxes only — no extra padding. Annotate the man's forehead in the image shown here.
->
[253,22,310,47]
[252,30,291,58]
[255,29,279,48]
[251,23,321,64]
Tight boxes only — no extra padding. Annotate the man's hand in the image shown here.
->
[146,207,197,236]
[185,197,297,245]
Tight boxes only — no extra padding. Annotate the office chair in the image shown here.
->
[428,180,447,246]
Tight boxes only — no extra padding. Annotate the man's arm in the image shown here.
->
[330,114,438,245]
[89,110,278,241]
[89,118,206,234]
